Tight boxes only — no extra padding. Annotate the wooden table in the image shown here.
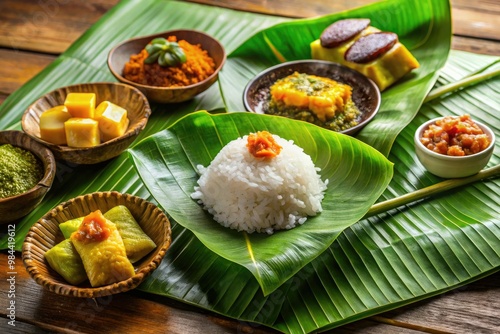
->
[0,0,498,333]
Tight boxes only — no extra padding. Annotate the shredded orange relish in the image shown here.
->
[247,131,282,158]
[420,114,490,156]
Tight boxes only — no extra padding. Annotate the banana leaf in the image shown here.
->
[0,0,499,333]
[134,55,499,333]
[0,0,286,249]
[130,111,394,295]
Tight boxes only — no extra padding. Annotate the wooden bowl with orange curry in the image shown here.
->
[107,29,226,104]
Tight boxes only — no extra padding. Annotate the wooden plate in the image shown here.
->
[22,191,171,298]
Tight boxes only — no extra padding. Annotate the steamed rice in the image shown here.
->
[190,133,328,234]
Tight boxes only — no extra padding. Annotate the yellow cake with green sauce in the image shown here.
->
[268,72,360,132]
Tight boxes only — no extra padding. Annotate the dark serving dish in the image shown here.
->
[243,60,381,135]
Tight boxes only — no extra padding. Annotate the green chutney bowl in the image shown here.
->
[0,130,56,224]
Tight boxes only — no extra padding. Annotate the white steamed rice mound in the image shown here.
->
[190,133,328,234]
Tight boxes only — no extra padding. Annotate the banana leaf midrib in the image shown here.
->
[366,165,500,217]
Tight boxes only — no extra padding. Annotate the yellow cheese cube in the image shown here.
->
[39,105,71,145]
[64,93,96,118]
[95,101,130,142]
[65,118,100,148]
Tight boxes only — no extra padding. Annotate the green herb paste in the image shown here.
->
[0,144,43,198]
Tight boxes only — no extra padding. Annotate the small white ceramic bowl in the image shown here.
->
[414,117,495,178]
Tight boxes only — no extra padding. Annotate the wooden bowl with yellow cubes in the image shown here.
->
[22,82,151,164]
[22,191,172,298]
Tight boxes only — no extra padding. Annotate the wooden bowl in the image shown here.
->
[243,60,381,136]
[107,29,226,103]
[0,131,56,224]
[22,191,171,298]
[22,82,151,164]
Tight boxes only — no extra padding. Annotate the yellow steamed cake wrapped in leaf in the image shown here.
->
[71,210,135,287]
[310,19,419,91]
[103,205,156,263]
[45,239,87,285]
[59,217,83,239]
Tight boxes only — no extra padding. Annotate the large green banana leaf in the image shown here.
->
[220,0,452,156]
[0,0,498,333]
[129,111,394,295]
[0,0,286,248]
[134,55,499,334]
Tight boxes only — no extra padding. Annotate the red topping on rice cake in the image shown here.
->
[247,131,282,158]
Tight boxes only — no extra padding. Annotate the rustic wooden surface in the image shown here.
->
[0,0,499,333]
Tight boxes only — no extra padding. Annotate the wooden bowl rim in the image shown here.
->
[21,81,151,154]
[107,29,227,91]
[22,191,172,298]
[0,130,56,203]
